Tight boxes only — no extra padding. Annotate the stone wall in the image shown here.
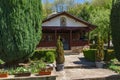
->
[0,75,57,80]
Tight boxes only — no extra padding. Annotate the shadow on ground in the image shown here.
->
[73,57,96,68]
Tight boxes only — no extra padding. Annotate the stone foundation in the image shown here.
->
[0,74,57,80]
[37,47,56,50]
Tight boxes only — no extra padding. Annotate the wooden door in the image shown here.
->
[58,33,70,50]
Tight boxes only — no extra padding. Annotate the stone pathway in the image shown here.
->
[54,53,119,80]
[64,54,95,68]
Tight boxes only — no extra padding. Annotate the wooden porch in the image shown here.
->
[37,27,90,50]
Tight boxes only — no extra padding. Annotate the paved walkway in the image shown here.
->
[54,53,119,80]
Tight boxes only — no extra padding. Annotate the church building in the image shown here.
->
[37,12,96,51]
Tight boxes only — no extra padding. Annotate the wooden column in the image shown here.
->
[69,30,72,49]
[88,32,90,44]
[55,30,57,43]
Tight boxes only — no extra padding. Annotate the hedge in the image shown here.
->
[83,49,115,62]
[83,49,96,62]
[30,49,56,63]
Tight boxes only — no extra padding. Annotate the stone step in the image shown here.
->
[72,75,120,80]
[65,65,96,69]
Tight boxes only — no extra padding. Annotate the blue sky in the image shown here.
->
[42,0,89,3]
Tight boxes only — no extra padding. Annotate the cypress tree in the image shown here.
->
[56,36,65,64]
[0,0,42,63]
[95,34,104,62]
[110,0,120,61]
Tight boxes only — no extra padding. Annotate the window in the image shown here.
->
[41,33,53,41]
[60,17,66,26]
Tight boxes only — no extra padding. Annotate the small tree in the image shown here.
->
[95,34,104,62]
[56,36,65,64]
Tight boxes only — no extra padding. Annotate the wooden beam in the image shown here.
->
[69,30,72,49]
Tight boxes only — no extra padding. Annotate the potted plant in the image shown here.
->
[0,69,8,78]
[56,36,65,71]
[95,34,104,68]
[35,61,52,75]
[39,68,52,75]
[29,60,51,75]
[14,67,31,77]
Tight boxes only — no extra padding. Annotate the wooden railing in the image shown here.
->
[38,41,56,47]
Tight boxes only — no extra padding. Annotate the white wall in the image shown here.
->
[42,15,87,27]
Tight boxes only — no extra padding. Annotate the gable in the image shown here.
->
[42,15,87,27]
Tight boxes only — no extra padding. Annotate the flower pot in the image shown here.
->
[38,68,52,75]
[0,73,8,78]
[14,72,31,77]
[39,71,51,75]
[95,61,104,68]
[56,64,64,71]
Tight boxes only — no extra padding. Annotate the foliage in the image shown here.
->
[69,0,112,43]
[13,67,30,74]
[56,36,65,64]
[83,49,96,62]
[0,59,5,65]
[42,0,52,19]
[108,59,120,73]
[30,49,55,63]
[90,44,97,49]
[104,49,115,61]
[8,60,46,74]
[29,60,46,73]
[89,7,110,42]
[0,69,8,74]
[92,0,112,9]
[0,0,42,63]
[46,51,55,63]
[110,0,120,61]
[95,34,104,62]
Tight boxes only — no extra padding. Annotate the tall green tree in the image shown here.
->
[42,0,52,19]
[110,0,120,61]
[89,7,110,42]
[0,0,42,64]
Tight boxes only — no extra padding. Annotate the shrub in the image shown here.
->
[45,52,55,63]
[30,49,55,63]
[83,49,115,62]
[83,49,96,62]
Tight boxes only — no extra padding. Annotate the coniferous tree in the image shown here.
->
[110,0,120,61]
[56,36,65,64]
[0,0,42,64]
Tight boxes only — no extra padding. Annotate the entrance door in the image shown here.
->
[58,33,70,50]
